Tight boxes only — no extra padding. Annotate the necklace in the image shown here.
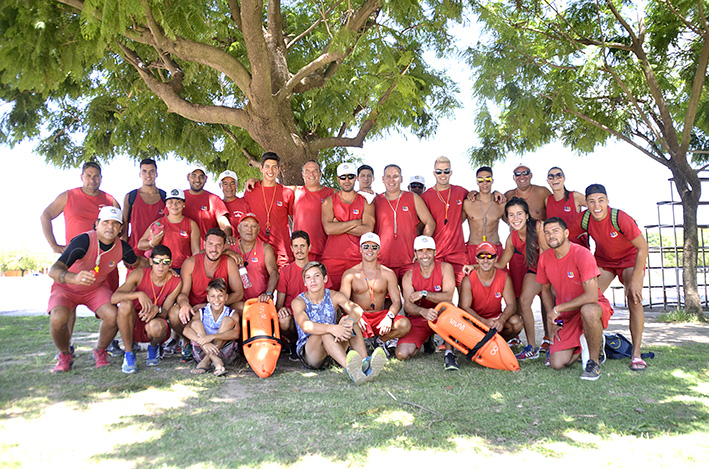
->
[149,270,169,304]
[261,183,278,237]
[479,197,494,242]
[434,186,451,225]
[94,238,114,274]
[385,193,402,239]
[239,239,256,267]
[515,187,533,200]
[361,263,379,310]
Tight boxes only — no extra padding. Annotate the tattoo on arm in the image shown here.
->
[59,271,67,284]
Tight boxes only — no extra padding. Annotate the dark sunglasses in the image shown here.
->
[476,253,497,260]
[409,183,424,189]
[152,258,172,265]
[338,174,356,180]
[434,169,451,175]
[547,172,564,180]
[361,244,380,251]
[477,177,493,183]
[514,170,531,177]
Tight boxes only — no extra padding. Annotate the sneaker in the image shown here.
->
[599,334,607,365]
[54,344,75,361]
[181,341,193,363]
[444,352,459,371]
[507,335,522,348]
[346,350,367,385]
[106,339,123,357]
[385,338,398,356]
[580,359,601,381]
[544,350,550,367]
[93,348,110,368]
[365,347,388,382]
[540,337,552,353]
[163,338,181,355]
[53,352,74,373]
[423,335,436,354]
[146,345,161,366]
[288,342,299,362]
[122,351,138,374]
[515,345,540,360]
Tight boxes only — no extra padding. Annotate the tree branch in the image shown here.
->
[286,0,347,49]
[680,31,709,154]
[220,124,260,167]
[240,0,273,100]
[660,0,704,35]
[227,0,243,30]
[56,0,84,10]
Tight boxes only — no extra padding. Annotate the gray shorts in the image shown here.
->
[192,340,237,364]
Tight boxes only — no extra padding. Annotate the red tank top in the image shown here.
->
[159,216,193,269]
[412,262,443,309]
[546,192,589,248]
[232,240,269,299]
[322,193,367,262]
[183,190,228,247]
[64,188,117,242]
[511,229,538,271]
[375,191,419,268]
[224,197,250,235]
[421,185,467,257]
[293,186,335,257]
[63,230,123,293]
[129,192,166,258]
[468,268,507,319]
[188,253,231,306]
[135,267,182,306]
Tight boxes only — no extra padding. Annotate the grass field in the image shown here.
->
[1,315,708,468]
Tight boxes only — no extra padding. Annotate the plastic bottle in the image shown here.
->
[239,266,253,289]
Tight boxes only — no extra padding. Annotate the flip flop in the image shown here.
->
[190,366,210,375]
[213,366,228,377]
[630,357,647,371]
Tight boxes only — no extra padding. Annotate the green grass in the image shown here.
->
[656,309,707,323]
[1,315,709,467]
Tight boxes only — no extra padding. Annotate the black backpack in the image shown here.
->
[125,188,167,224]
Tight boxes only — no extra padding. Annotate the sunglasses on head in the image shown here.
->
[477,176,493,183]
[338,174,356,180]
[547,172,564,180]
[514,170,531,177]
[434,169,451,175]
[362,244,379,251]
[152,258,172,265]
[476,253,497,260]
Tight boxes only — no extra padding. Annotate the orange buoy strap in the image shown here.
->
[465,328,498,360]
[242,334,279,346]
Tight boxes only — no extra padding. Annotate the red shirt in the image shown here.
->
[230,240,269,300]
[375,191,419,268]
[134,267,181,309]
[128,193,166,258]
[293,186,335,258]
[58,230,123,294]
[421,185,467,258]
[157,216,194,269]
[570,207,642,268]
[278,261,333,310]
[183,190,229,247]
[536,243,607,317]
[322,193,367,262]
[188,253,231,306]
[546,192,589,248]
[411,262,443,310]
[243,182,295,267]
[468,269,507,319]
[224,197,250,236]
[64,188,117,242]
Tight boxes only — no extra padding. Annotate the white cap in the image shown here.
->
[337,162,356,177]
[218,170,238,185]
[165,187,185,201]
[413,235,436,251]
[409,175,425,185]
[98,206,123,223]
[188,163,208,176]
[359,232,381,247]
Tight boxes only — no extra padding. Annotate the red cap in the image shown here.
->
[476,242,497,256]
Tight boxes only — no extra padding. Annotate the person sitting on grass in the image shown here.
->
[182,278,239,376]
[292,261,387,385]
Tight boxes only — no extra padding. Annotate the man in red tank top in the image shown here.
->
[292,160,335,261]
[321,162,376,289]
[459,242,522,341]
[217,170,250,236]
[375,164,436,281]
[230,213,278,302]
[48,207,146,372]
[111,245,183,373]
[397,236,458,370]
[182,164,233,248]
[121,158,166,259]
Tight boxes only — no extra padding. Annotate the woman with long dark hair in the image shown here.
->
[544,166,589,248]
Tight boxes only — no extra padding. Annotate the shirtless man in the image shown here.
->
[218,170,250,236]
[375,164,436,280]
[421,156,469,284]
[172,228,244,362]
[463,166,506,263]
[357,164,376,203]
[321,162,376,289]
[292,160,335,261]
[503,165,552,221]
[122,158,166,259]
[182,164,233,247]
[340,232,411,355]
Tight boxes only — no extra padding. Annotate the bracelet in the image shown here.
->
[342,317,355,325]
[149,239,155,248]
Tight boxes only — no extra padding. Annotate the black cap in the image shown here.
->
[585,184,607,198]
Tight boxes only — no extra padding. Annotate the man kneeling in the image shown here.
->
[183,278,239,376]
[292,262,386,385]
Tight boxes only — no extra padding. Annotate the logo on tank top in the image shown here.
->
[564,206,571,212]
[353,209,360,215]
[610,231,619,238]
[200,205,208,211]
[495,292,501,298]
[456,199,462,205]
[567,272,575,279]
[402,206,409,212]
[251,256,258,263]
[234,210,244,218]
[434,285,441,292]
[277,201,283,207]
[158,208,165,215]
[180,230,188,237]
[108,261,116,268]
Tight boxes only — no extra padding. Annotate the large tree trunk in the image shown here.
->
[681,188,704,317]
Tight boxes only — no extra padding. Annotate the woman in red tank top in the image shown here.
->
[544,167,589,248]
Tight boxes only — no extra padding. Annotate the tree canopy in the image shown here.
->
[0,0,465,183]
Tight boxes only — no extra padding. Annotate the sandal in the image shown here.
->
[190,366,210,375]
[630,357,647,371]
[213,366,228,377]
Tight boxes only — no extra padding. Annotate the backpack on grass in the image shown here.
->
[604,332,633,359]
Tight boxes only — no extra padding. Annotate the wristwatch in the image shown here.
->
[421,290,428,299]
[386,311,396,320]
[265,291,273,297]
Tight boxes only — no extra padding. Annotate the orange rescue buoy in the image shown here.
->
[242,298,282,378]
[429,302,519,371]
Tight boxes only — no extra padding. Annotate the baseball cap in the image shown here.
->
[188,163,208,176]
[413,235,436,251]
[238,212,259,225]
[98,206,123,223]
[337,162,356,177]
[165,187,185,201]
[585,183,607,197]
[476,242,497,256]
[218,170,238,185]
[409,175,425,185]
[359,232,381,246]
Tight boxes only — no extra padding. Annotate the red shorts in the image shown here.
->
[360,310,407,338]
[549,296,614,354]
[133,316,170,343]
[438,251,469,286]
[398,315,433,348]
[467,243,504,265]
[47,283,113,317]
[507,251,526,297]
[321,257,359,290]
[598,264,645,286]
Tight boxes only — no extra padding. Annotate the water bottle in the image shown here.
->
[239,266,252,289]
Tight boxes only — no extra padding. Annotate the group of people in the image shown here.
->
[43,152,649,383]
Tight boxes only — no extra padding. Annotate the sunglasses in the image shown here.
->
[152,258,172,265]
[514,170,531,177]
[476,253,497,260]
[409,183,424,189]
[477,177,493,183]
[338,174,356,180]
[434,169,451,175]
[547,172,564,180]
[361,244,380,251]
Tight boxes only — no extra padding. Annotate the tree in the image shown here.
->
[0,0,464,184]
[467,0,709,317]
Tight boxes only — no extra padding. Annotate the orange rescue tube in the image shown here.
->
[242,298,282,378]
[429,302,519,371]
